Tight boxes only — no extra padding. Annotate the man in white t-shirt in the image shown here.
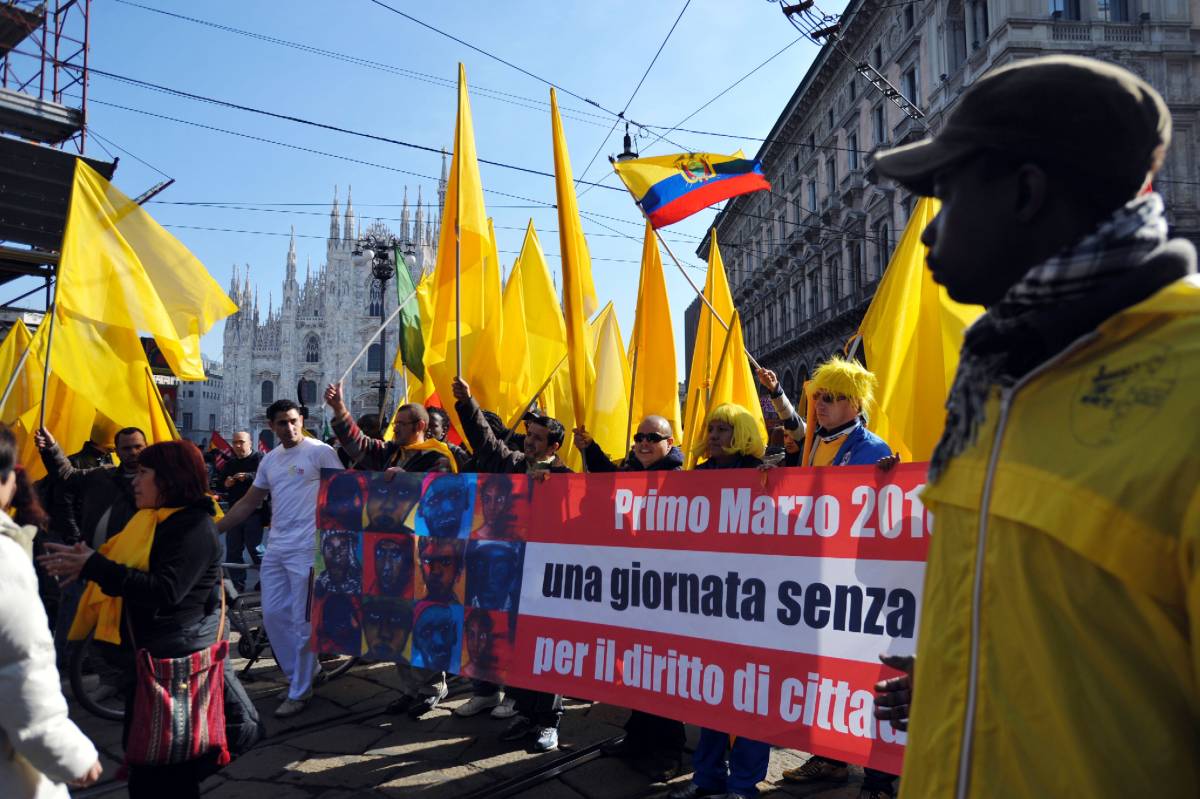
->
[219,399,344,718]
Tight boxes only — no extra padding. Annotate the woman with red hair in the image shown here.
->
[41,440,261,798]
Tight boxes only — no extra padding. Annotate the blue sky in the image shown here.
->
[50,0,833,369]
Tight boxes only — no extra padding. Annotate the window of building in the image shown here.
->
[369,282,383,316]
[778,173,787,194]
[875,221,892,276]
[904,3,915,29]
[299,380,317,406]
[968,0,990,45]
[791,153,800,173]
[902,64,920,104]
[848,79,857,102]
[305,334,320,363]
[847,132,860,171]
[947,0,968,73]
[1050,0,1081,18]
[367,342,383,372]
[208,414,216,431]
[827,259,840,304]
[792,284,803,325]
[807,272,820,317]
[261,380,273,405]
[849,242,863,294]
[826,157,837,195]
[1097,0,1129,20]
[807,180,818,212]
[873,105,886,145]
[807,133,816,155]
[873,43,883,66]
[183,412,193,430]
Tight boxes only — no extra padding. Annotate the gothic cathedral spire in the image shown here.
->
[329,185,341,243]
[344,185,357,246]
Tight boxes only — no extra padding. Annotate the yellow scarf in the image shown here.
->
[398,439,458,473]
[68,507,181,645]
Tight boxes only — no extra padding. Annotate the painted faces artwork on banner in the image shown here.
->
[411,601,463,671]
[415,474,476,539]
[365,472,422,533]
[472,473,532,541]
[462,607,515,683]
[318,471,368,531]
[363,597,414,660]
[417,536,465,603]
[314,530,362,597]
[465,540,524,611]
[364,533,416,599]
[315,593,363,655]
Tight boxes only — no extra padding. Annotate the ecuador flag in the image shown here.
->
[612,151,770,228]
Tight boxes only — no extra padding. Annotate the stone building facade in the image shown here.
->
[177,356,223,446]
[694,0,1199,401]
[222,176,443,444]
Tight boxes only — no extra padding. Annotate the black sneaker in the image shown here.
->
[386,694,417,715]
[406,688,449,719]
[499,717,533,742]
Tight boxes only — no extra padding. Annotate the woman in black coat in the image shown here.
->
[41,440,261,798]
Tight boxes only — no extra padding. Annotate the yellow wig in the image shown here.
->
[809,356,877,413]
[693,402,766,461]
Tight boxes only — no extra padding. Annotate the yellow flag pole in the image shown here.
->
[652,226,762,371]
[0,340,35,414]
[37,302,58,431]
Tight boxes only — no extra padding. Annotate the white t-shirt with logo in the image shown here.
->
[253,437,343,555]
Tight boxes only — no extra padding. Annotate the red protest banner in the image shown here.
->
[312,463,928,774]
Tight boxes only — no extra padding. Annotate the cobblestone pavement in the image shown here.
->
[69,658,874,798]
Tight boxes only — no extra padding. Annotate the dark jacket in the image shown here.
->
[217,453,262,504]
[694,453,764,471]
[79,501,222,653]
[39,443,137,547]
[583,442,685,473]
[455,398,572,475]
[331,411,450,473]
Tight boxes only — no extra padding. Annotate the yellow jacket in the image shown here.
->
[902,275,1200,797]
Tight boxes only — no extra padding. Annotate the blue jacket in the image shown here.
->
[829,423,892,466]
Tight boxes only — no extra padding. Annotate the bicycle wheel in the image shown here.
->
[68,632,126,721]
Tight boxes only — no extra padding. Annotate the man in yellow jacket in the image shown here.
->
[870,56,1199,797]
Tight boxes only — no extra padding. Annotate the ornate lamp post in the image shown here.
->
[351,233,399,418]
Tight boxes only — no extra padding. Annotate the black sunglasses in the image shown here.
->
[633,432,670,444]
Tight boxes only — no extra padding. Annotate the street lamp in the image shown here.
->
[352,233,400,418]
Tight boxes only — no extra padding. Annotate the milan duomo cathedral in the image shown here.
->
[221,166,446,443]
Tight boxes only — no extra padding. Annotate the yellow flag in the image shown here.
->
[0,320,37,424]
[515,221,567,407]
[58,161,237,380]
[497,250,532,424]
[463,218,505,414]
[139,365,181,443]
[543,360,579,471]
[682,231,764,467]
[628,221,681,442]
[587,304,632,464]
[550,88,598,433]
[856,197,982,461]
[426,64,496,442]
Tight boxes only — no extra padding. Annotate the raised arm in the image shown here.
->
[34,428,94,487]
[757,368,806,441]
[452,377,520,471]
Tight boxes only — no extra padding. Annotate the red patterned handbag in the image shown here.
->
[122,589,231,770]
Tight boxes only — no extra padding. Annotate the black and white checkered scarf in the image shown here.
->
[928,193,1169,483]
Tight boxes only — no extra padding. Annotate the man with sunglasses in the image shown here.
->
[772,355,897,798]
[573,414,686,782]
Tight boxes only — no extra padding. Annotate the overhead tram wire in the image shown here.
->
[575,0,692,196]
[106,0,613,127]
[86,67,629,193]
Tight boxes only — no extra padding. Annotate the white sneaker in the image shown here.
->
[274,697,309,718]
[532,726,559,752]
[453,692,502,717]
[490,696,518,719]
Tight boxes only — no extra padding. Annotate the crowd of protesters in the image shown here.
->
[3,55,1197,799]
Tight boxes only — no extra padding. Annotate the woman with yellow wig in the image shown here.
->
[692,402,765,471]
[670,402,766,799]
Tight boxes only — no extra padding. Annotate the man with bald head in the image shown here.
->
[572,414,685,780]
[218,430,266,591]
